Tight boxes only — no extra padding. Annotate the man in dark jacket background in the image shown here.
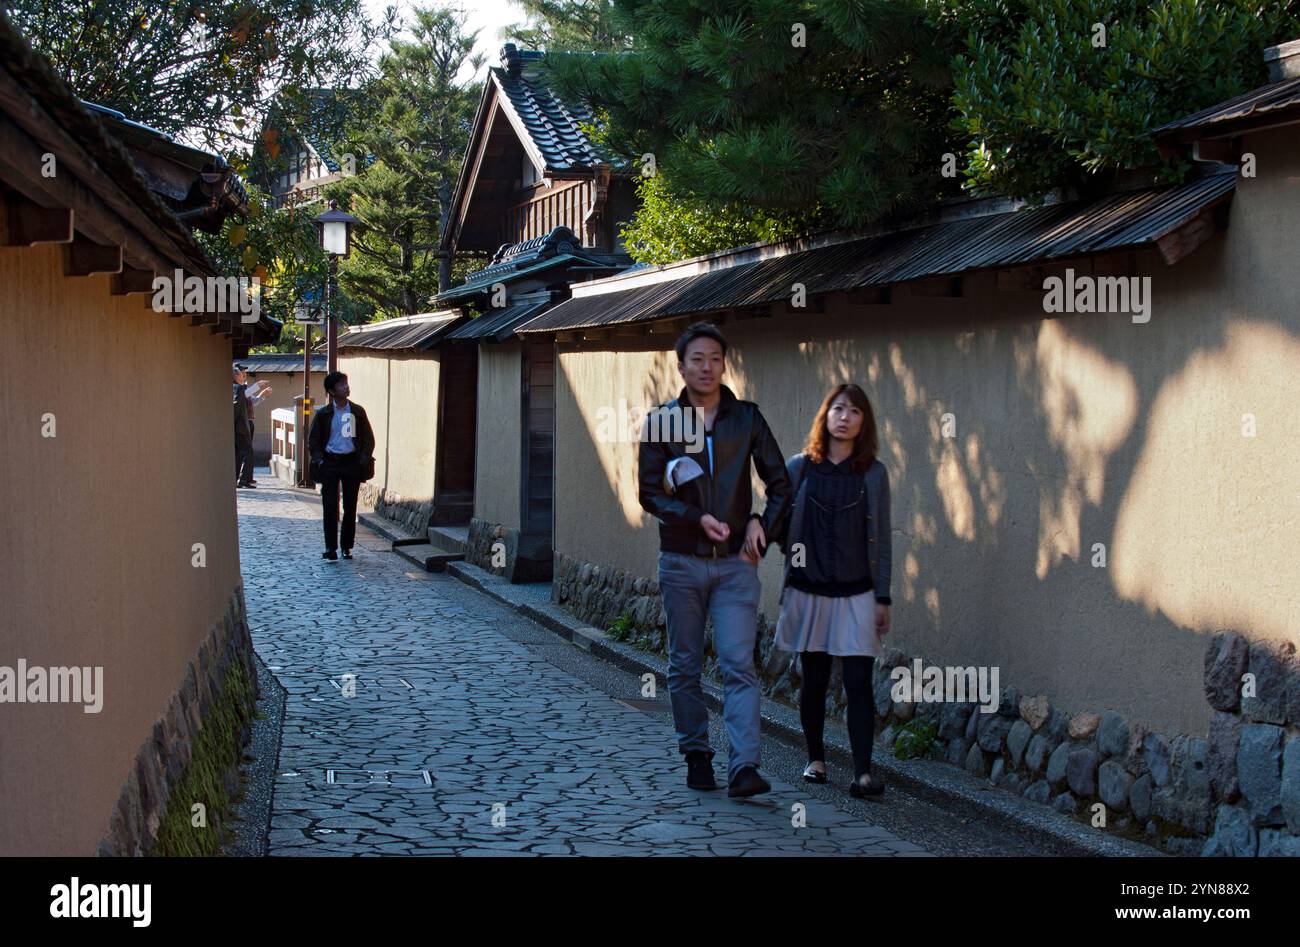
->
[308,371,376,561]
[233,364,254,489]
[638,322,791,797]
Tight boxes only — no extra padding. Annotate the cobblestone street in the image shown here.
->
[238,479,932,856]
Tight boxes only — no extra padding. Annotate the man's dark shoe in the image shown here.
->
[727,766,771,798]
[323,550,338,561]
[685,750,716,790]
[342,549,353,559]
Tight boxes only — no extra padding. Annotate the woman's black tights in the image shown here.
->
[800,651,876,778]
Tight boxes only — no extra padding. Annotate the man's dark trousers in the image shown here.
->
[320,451,362,551]
[235,432,253,482]
[234,381,253,483]
[239,421,256,484]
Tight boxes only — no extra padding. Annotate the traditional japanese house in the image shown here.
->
[420,44,637,580]
[251,89,359,209]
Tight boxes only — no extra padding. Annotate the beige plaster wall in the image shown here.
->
[474,342,522,529]
[552,127,1300,740]
[0,245,244,854]
[338,351,442,504]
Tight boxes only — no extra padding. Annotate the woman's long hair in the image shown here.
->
[802,383,878,474]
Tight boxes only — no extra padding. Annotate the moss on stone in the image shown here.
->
[151,656,256,857]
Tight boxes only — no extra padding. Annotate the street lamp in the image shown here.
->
[314,199,359,373]
[292,296,322,488]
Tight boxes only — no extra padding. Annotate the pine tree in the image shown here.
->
[546,0,958,232]
[328,5,484,315]
[505,0,632,50]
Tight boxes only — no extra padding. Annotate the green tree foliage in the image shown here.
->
[949,0,1300,200]
[327,5,483,315]
[195,182,374,354]
[504,0,632,50]
[618,174,812,264]
[7,0,395,150]
[546,0,957,239]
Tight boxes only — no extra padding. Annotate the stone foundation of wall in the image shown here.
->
[97,585,259,856]
[467,518,551,582]
[552,550,1300,855]
[466,518,508,576]
[359,484,433,537]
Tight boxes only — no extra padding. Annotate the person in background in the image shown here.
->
[240,371,271,486]
[233,363,254,489]
[774,383,892,799]
[308,371,375,561]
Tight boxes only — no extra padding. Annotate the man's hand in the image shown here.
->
[740,518,766,564]
[700,513,730,544]
[875,603,891,636]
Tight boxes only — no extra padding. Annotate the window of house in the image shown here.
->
[522,153,540,188]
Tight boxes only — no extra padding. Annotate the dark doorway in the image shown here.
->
[432,344,477,525]
[518,338,555,579]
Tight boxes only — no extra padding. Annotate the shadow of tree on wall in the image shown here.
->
[555,251,1300,743]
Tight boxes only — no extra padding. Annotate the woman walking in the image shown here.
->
[774,383,892,798]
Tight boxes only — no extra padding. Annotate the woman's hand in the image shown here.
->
[875,603,891,636]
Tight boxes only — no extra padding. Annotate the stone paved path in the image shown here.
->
[238,479,931,856]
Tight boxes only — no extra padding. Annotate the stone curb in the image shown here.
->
[444,559,1162,858]
[359,511,423,544]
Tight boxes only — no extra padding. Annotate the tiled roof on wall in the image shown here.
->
[517,167,1237,335]
[337,311,464,352]
[1154,74,1300,146]
[444,298,551,344]
[237,354,327,373]
[0,11,279,345]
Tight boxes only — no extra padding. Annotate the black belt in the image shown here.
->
[324,450,356,459]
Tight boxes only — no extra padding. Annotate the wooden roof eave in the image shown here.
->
[0,65,213,280]
[488,71,558,184]
[441,80,500,256]
[1153,108,1300,158]
[0,31,274,343]
[443,76,601,256]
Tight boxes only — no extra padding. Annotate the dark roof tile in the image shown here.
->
[1153,75,1300,144]
[518,169,1237,335]
[337,311,463,352]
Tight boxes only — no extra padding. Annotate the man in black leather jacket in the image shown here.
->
[638,322,792,797]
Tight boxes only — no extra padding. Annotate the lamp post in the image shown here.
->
[293,297,320,487]
[314,199,359,374]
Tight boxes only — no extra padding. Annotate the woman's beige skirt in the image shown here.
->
[774,586,881,657]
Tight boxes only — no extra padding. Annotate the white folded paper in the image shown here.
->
[664,455,705,495]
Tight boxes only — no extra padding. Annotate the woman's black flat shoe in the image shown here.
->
[802,764,828,784]
[849,774,885,798]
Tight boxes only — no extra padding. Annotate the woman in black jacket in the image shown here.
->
[774,383,892,798]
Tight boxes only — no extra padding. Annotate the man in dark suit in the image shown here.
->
[308,371,376,560]
[233,363,254,489]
